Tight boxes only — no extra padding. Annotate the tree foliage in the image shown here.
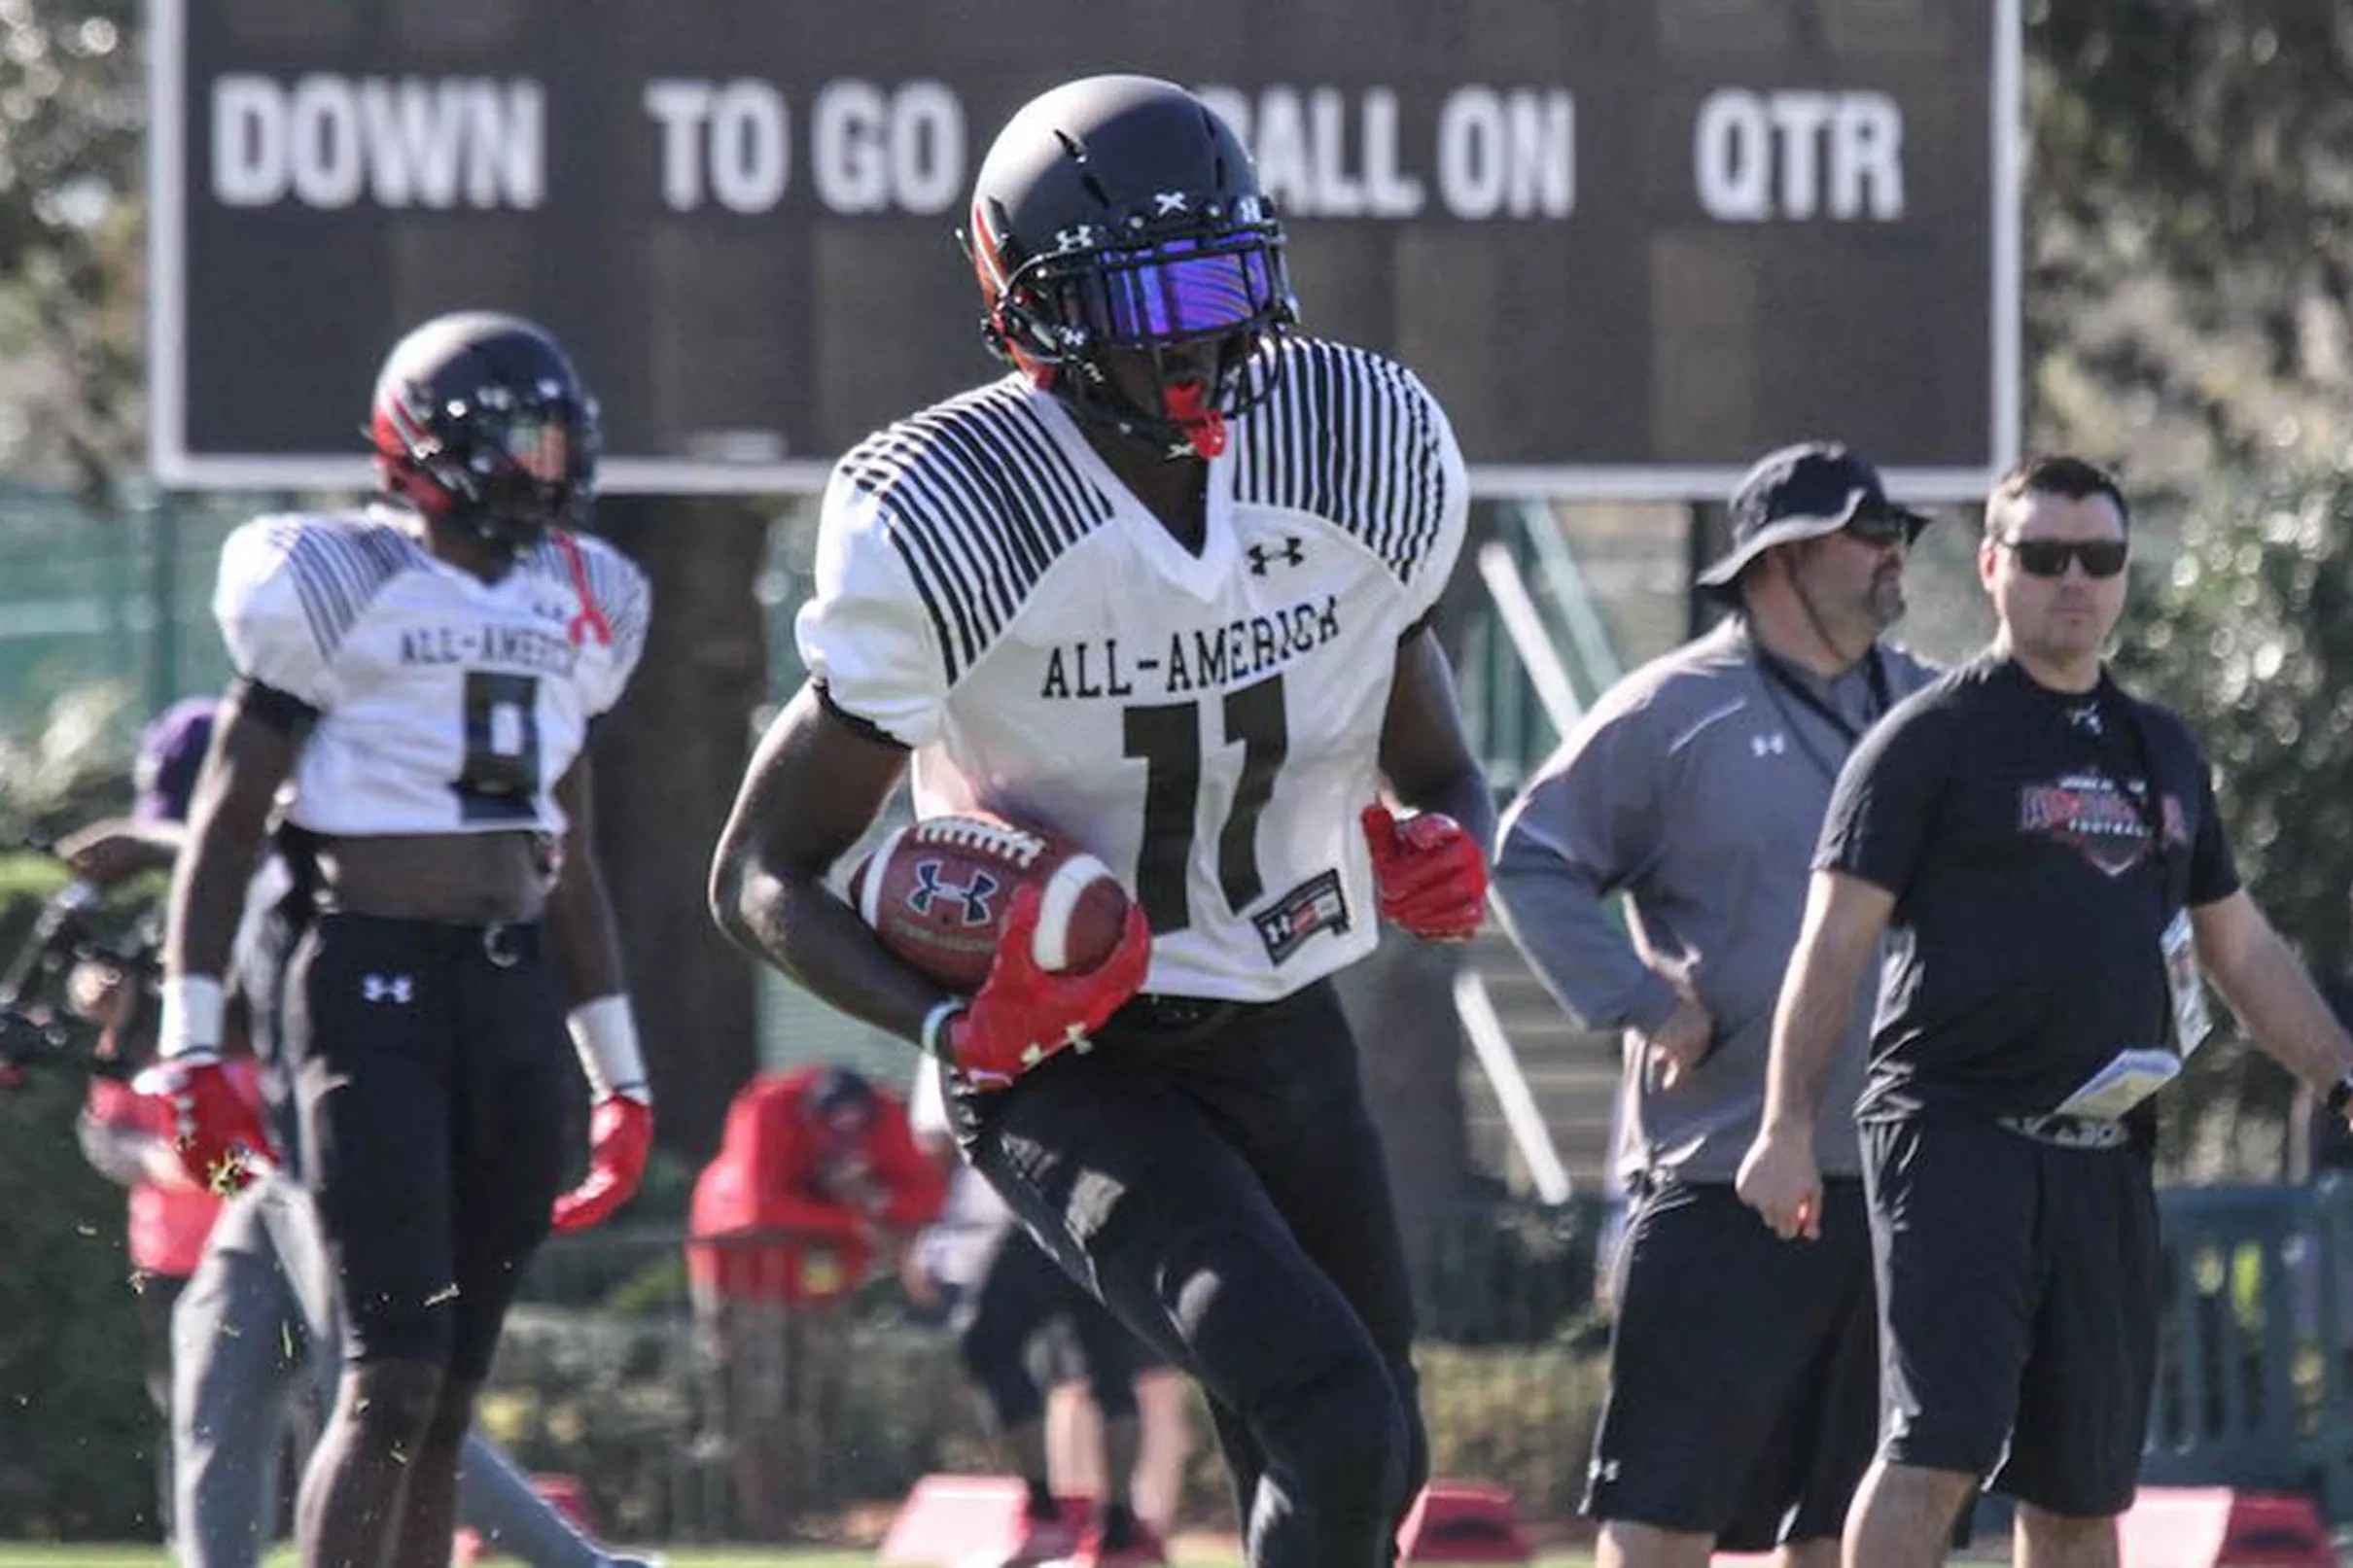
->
[0,0,143,497]
[2110,469,2353,1177]
[2128,472,2353,977]
[2027,2,2353,484]
[0,883,163,1539]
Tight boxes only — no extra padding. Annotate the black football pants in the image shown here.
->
[284,913,571,1378]
[964,979,1423,1568]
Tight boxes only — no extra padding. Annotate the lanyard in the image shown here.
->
[1752,645,1889,784]
[2062,677,2183,919]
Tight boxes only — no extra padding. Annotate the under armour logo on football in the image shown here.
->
[362,974,413,1004]
[1751,733,1788,758]
[1247,537,1306,575]
[1152,191,1189,215]
[1053,224,1099,252]
[907,860,1001,925]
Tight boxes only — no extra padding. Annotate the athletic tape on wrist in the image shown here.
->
[920,998,967,1062]
[158,975,224,1061]
[568,994,648,1100]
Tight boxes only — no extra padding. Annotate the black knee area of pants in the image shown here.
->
[959,1319,1047,1431]
[340,1361,445,1446]
[417,1376,479,1461]
[1258,1351,1414,1544]
[1170,1223,1414,1538]
[342,1294,456,1370]
[1083,1359,1140,1422]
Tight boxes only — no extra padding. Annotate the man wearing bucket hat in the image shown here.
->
[1493,441,1937,1567]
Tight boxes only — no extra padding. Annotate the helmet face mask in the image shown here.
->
[966,76,1298,460]
[369,312,601,554]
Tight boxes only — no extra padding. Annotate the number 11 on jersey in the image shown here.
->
[1122,672,1287,933]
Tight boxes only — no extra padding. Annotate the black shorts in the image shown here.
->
[958,1227,1141,1428]
[1862,1117,2160,1517]
[283,912,572,1379]
[1585,1178,1877,1550]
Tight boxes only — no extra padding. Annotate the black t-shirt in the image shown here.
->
[1815,652,2240,1123]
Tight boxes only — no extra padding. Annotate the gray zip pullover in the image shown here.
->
[1493,618,1936,1184]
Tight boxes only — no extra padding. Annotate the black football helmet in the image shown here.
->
[368,311,599,553]
[965,75,1297,460]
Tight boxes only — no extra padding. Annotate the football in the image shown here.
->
[848,813,1132,993]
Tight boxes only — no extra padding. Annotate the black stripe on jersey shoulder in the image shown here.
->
[1234,338,1451,590]
[263,513,420,659]
[837,378,1116,684]
[520,535,652,654]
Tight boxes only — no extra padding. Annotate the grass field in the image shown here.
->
[0,1550,1604,1568]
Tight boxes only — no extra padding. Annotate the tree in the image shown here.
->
[588,497,772,1164]
[0,1,143,498]
[2027,2,2353,485]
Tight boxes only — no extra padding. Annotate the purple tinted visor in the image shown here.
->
[1069,236,1285,345]
[498,414,574,483]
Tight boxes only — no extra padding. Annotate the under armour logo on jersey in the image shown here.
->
[2065,703,2104,735]
[1751,732,1787,758]
[1152,191,1189,216]
[908,860,1000,926]
[362,973,413,1004]
[1247,537,1306,575]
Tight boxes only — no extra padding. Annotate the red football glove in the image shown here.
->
[552,1090,653,1232]
[1362,804,1489,942]
[135,1054,275,1196]
[946,884,1152,1092]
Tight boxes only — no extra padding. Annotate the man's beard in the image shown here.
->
[1866,571,1907,630]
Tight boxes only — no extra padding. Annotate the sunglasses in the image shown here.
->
[1842,505,1921,547]
[1995,536,2128,579]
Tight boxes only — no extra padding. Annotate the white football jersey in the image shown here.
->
[797,337,1468,1001]
[214,507,650,837]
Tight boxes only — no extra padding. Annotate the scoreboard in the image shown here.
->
[150,0,2019,499]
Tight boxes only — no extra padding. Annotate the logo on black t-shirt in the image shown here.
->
[2019,771,2185,876]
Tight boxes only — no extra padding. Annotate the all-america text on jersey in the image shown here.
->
[1036,594,1343,702]
[397,620,583,679]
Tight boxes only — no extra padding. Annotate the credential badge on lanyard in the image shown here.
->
[2161,908,2214,1059]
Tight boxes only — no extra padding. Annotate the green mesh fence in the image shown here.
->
[0,486,289,748]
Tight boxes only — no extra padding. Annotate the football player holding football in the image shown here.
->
[148,312,653,1568]
[712,76,1492,1568]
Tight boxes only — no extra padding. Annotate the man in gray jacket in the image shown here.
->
[1492,442,1937,1568]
